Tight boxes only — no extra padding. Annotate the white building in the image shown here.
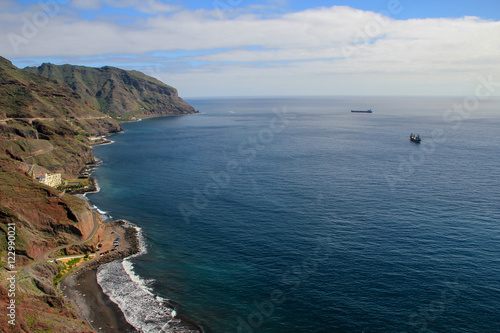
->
[36,173,62,188]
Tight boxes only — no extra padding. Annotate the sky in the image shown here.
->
[1,0,499,97]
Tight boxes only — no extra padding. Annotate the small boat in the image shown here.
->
[410,133,421,143]
[351,109,373,113]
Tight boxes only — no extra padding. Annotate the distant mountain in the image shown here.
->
[0,56,200,332]
[1,57,103,120]
[24,63,196,120]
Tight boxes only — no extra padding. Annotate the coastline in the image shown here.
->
[60,143,142,333]
[60,220,141,333]
[65,127,203,333]
[65,268,136,333]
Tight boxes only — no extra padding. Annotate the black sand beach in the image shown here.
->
[63,268,137,333]
[60,221,140,333]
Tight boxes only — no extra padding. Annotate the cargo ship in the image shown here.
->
[351,109,373,113]
[410,133,421,143]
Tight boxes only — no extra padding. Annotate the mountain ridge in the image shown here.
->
[24,62,197,120]
[0,56,197,332]
[0,55,123,331]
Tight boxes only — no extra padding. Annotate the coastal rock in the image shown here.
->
[1,191,95,261]
[32,262,58,278]
[35,295,75,317]
[0,55,122,175]
[33,277,57,296]
[31,263,58,296]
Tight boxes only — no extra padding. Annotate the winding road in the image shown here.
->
[25,210,101,269]
[0,115,111,124]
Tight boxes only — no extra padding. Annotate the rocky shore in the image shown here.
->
[57,148,144,332]
[60,221,141,332]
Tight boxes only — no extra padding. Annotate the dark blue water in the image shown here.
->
[89,97,500,333]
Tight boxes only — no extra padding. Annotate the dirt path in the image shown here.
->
[75,116,110,120]
[0,115,111,124]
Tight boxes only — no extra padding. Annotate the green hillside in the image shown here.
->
[25,63,197,120]
[0,57,122,175]
[0,57,122,332]
[0,55,199,332]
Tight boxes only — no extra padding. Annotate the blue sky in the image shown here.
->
[1,0,499,97]
[290,0,500,20]
[165,0,500,20]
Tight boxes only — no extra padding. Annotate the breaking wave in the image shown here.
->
[97,225,200,333]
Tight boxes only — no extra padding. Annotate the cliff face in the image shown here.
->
[0,148,96,332]
[0,57,122,174]
[24,63,197,120]
[0,57,126,332]
[0,56,110,246]
[1,55,197,332]
[0,56,198,332]
[1,57,101,119]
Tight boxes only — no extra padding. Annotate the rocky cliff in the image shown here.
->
[0,56,196,332]
[24,63,197,120]
[0,56,112,332]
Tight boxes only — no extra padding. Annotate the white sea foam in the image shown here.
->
[79,178,112,220]
[89,202,113,221]
[98,139,115,146]
[88,136,199,332]
[83,178,101,197]
[82,174,115,220]
[93,205,107,215]
[93,138,115,147]
[122,259,154,294]
[97,225,199,332]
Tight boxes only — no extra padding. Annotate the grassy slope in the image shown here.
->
[0,57,103,120]
[0,149,93,332]
[0,56,197,332]
[25,63,197,120]
[1,57,123,174]
[0,57,121,332]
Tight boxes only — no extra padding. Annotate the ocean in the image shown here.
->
[87,96,500,333]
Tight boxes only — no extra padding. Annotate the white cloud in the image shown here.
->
[0,3,498,96]
[70,0,180,13]
[71,0,102,10]
[0,6,394,56]
[0,0,21,12]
